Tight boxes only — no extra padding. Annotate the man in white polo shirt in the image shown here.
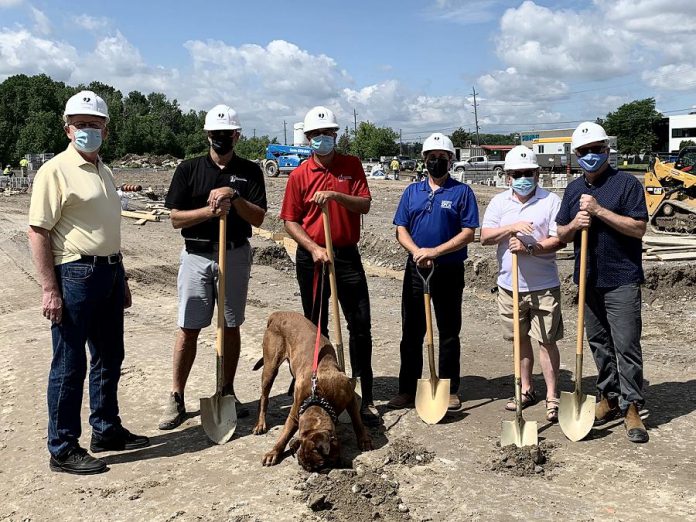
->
[481,146,565,422]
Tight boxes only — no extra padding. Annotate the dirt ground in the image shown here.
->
[1,173,695,521]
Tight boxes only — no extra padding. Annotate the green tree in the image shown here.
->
[349,122,399,159]
[603,98,662,154]
[678,140,696,150]
[234,135,277,161]
[336,126,351,154]
[449,127,470,149]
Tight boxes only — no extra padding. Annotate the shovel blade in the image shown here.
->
[200,393,237,444]
[415,378,450,425]
[501,418,538,448]
[558,390,595,442]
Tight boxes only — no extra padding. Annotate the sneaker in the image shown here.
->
[448,394,462,411]
[90,427,150,453]
[594,395,620,426]
[386,393,415,410]
[360,402,380,427]
[49,447,107,475]
[158,392,186,430]
[624,403,649,443]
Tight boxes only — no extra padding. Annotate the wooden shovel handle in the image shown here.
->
[216,213,227,359]
[576,228,588,356]
[512,252,521,381]
[424,292,436,382]
[321,207,345,364]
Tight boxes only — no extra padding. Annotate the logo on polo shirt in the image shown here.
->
[337,175,352,181]
[229,175,247,183]
[441,200,452,209]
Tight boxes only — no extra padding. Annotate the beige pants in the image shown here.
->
[497,286,564,343]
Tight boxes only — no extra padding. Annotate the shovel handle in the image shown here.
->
[423,292,437,383]
[511,252,524,419]
[216,213,227,392]
[576,228,588,357]
[322,207,345,370]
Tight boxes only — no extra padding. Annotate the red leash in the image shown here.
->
[311,263,327,395]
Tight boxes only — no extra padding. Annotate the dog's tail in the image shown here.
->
[252,357,264,371]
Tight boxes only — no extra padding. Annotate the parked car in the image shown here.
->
[452,155,505,172]
[398,156,416,170]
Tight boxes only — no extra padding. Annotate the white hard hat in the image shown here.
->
[504,145,539,171]
[571,121,609,152]
[64,90,109,122]
[303,106,339,134]
[422,133,455,157]
[204,104,242,131]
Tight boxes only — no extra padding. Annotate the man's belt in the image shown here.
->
[185,238,249,254]
[78,252,123,265]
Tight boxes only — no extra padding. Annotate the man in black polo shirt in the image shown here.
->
[557,121,649,443]
[158,104,267,430]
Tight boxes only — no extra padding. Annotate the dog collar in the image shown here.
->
[299,394,338,424]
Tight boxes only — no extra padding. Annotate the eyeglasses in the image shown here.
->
[425,191,435,212]
[306,129,336,139]
[509,170,537,179]
[576,145,607,155]
[69,121,106,130]
[210,130,237,139]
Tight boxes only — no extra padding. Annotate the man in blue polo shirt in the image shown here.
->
[388,133,479,411]
[557,121,649,443]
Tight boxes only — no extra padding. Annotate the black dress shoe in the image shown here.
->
[90,427,150,453]
[50,447,107,475]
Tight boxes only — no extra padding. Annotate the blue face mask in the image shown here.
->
[73,128,103,153]
[577,152,608,172]
[511,176,536,196]
[310,135,334,156]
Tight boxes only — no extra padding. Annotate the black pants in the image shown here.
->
[296,246,374,403]
[399,259,464,395]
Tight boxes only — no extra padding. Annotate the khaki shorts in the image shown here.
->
[177,243,251,329]
[497,286,564,344]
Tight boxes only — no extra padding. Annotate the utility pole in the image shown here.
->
[353,108,358,134]
[399,128,403,156]
[253,128,256,139]
[283,120,287,145]
[472,86,481,146]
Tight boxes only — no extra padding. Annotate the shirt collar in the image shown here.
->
[309,153,341,172]
[66,144,101,169]
[205,152,238,170]
[506,186,544,203]
[419,175,455,192]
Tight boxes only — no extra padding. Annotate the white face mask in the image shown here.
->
[73,128,103,153]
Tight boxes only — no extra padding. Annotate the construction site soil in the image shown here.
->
[1,172,695,521]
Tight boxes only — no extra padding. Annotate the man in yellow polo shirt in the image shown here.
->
[19,157,29,176]
[28,90,149,475]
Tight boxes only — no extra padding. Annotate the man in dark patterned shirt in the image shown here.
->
[557,121,649,443]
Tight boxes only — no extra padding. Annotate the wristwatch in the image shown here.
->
[525,244,535,256]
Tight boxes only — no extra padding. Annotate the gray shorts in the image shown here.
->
[177,243,252,329]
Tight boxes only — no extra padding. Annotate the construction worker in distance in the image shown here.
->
[280,105,378,426]
[389,133,479,411]
[415,159,424,181]
[557,121,649,443]
[390,157,400,180]
[19,157,29,176]
[28,90,149,475]
[158,105,267,430]
[3,164,11,176]
[480,146,565,423]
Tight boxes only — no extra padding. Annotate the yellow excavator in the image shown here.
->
[644,146,696,235]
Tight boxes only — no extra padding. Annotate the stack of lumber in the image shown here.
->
[642,235,696,261]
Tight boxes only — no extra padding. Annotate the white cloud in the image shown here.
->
[30,6,50,35]
[0,0,22,7]
[477,67,568,101]
[426,0,519,25]
[644,64,696,91]
[0,28,76,80]
[73,14,110,31]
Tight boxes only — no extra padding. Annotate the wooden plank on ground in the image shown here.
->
[655,252,696,261]
[122,210,160,222]
[643,236,696,247]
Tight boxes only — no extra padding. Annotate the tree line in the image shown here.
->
[0,74,674,166]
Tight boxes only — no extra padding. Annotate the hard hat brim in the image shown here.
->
[504,162,540,171]
[63,109,110,123]
[204,123,242,131]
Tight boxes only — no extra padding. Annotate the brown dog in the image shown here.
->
[252,311,373,470]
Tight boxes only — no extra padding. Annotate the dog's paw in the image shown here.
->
[252,422,268,435]
[359,437,374,451]
[262,450,280,466]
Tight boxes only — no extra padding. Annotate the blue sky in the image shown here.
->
[1,0,695,141]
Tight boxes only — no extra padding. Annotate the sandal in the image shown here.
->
[505,389,538,411]
[546,397,560,423]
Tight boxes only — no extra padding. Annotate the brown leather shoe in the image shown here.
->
[448,394,461,411]
[386,393,415,410]
[624,403,649,443]
[594,396,620,426]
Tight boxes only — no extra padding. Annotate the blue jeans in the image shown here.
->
[47,260,125,457]
[584,283,644,412]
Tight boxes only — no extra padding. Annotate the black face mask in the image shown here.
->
[210,134,235,155]
[426,157,449,178]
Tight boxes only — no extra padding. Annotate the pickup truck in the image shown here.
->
[452,155,505,173]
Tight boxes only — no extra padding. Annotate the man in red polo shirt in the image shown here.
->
[280,105,377,426]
